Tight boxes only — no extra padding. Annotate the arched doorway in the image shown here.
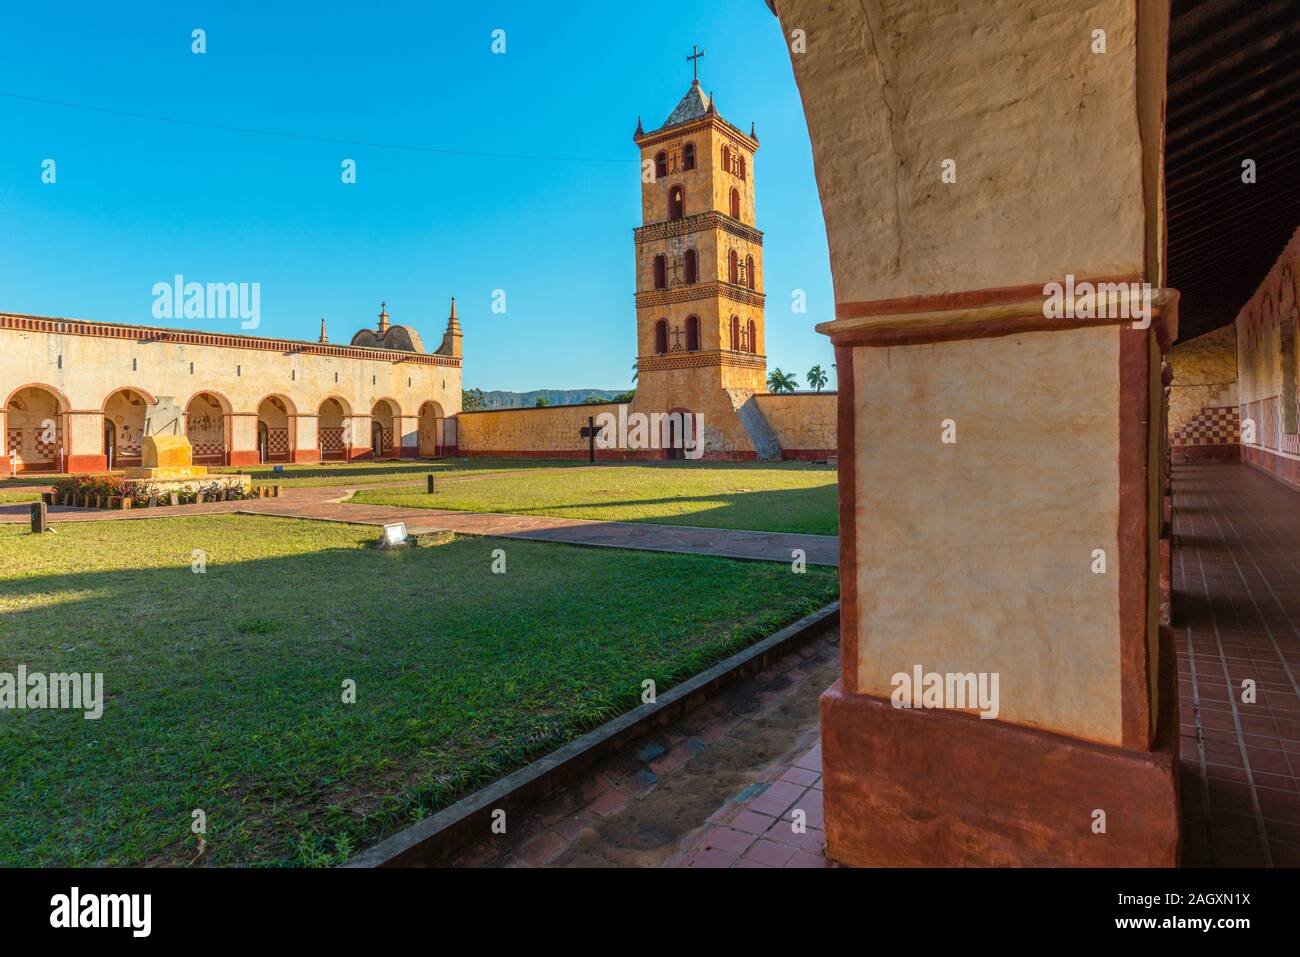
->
[418,401,445,457]
[664,407,695,461]
[257,395,295,464]
[370,399,398,459]
[5,385,67,473]
[185,392,231,465]
[103,388,151,468]
[318,397,350,461]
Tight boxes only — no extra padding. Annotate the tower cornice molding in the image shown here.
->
[635,282,765,310]
[637,349,767,373]
[634,211,763,246]
[635,114,759,153]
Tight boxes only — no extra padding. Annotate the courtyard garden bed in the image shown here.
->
[0,514,838,866]
[46,474,261,510]
[350,463,840,535]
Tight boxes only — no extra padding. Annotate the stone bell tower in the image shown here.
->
[631,49,773,459]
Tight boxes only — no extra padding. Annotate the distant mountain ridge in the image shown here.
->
[476,389,625,409]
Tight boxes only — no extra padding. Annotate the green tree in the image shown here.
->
[462,387,486,411]
[534,397,551,407]
[767,368,798,394]
[806,365,828,392]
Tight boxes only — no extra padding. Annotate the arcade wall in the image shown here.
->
[1234,227,1300,489]
[0,314,460,473]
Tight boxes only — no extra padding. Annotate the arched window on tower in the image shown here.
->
[746,255,755,290]
[728,250,739,285]
[739,154,747,181]
[655,319,668,355]
[721,145,731,174]
[730,315,741,351]
[653,255,667,290]
[684,249,697,284]
[654,151,668,180]
[747,319,757,355]
[686,315,700,352]
[668,186,684,220]
[683,143,696,171]
[730,187,741,220]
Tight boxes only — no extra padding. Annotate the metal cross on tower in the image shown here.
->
[687,45,705,82]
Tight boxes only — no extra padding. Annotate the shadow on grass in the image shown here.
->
[0,518,837,867]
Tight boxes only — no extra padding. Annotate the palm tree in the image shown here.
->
[767,368,798,394]
[806,365,828,392]
[631,360,639,384]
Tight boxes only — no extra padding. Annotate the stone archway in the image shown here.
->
[770,0,1179,867]
[4,385,67,473]
[185,392,231,465]
[103,388,152,468]
[370,399,398,459]
[318,397,351,461]
[418,401,445,457]
[257,395,296,464]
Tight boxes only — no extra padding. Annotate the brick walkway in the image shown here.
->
[1173,462,1300,867]
[1,482,838,566]
[448,618,839,868]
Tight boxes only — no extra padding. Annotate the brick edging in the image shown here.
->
[342,600,840,868]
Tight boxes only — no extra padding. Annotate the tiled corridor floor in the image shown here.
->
[1173,462,1300,867]
[453,461,1300,868]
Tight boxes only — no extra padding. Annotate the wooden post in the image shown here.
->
[427,474,436,494]
[30,502,47,533]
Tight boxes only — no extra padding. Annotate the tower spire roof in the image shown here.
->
[662,81,712,128]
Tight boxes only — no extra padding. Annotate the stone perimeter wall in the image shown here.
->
[751,393,837,459]
[456,403,638,460]
[457,395,838,461]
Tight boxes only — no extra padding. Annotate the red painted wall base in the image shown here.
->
[820,626,1180,867]
[779,448,837,461]
[66,454,108,473]
[1171,443,1238,464]
[1242,444,1300,493]
[456,448,760,462]
[228,450,260,467]
[292,448,320,464]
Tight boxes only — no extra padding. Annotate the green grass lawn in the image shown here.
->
[0,491,41,503]
[350,463,840,535]
[211,458,591,488]
[0,514,837,866]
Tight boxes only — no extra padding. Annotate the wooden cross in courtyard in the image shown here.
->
[687,45,705,82]
[578,416,602,464]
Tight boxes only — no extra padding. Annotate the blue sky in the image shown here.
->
[0,1,835,393]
